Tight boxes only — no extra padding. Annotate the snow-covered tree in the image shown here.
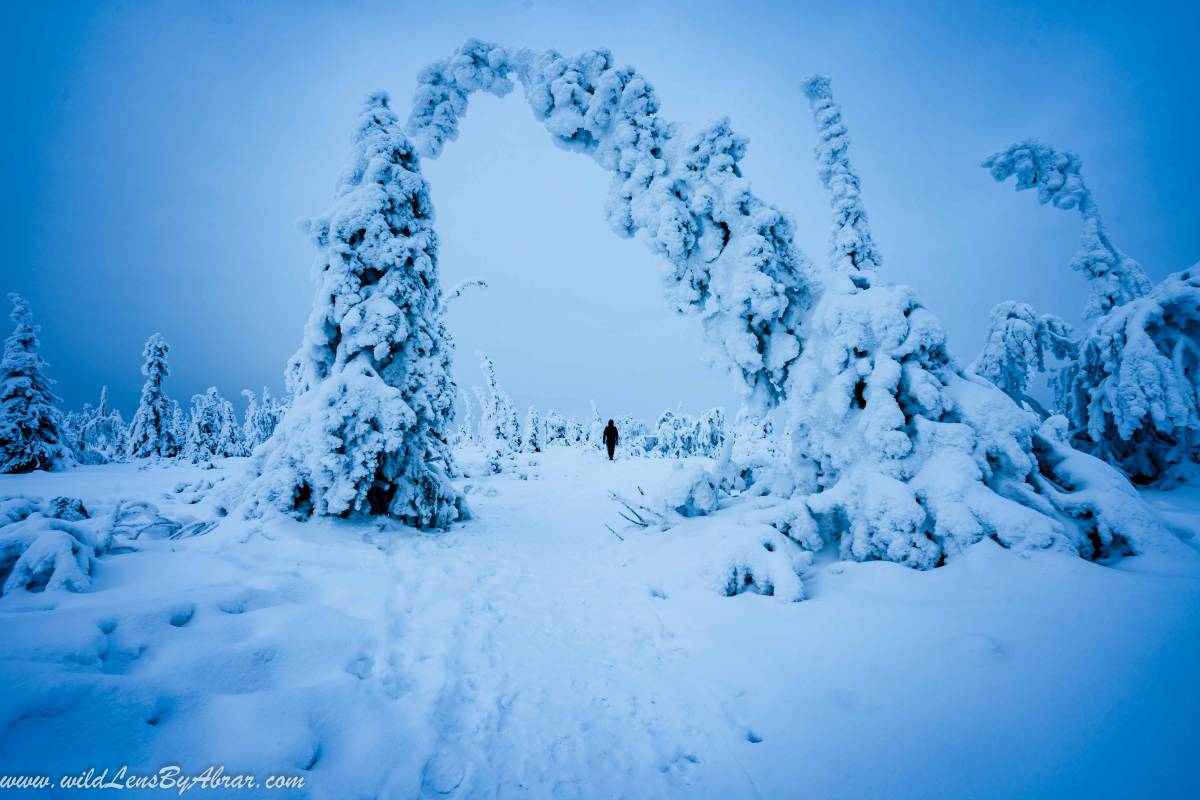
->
[477,351,517,453]
[127,333,176,459]
[184,387,243,462]
[586,401,604,451]
[698,407,727,457]
[71,387,127,464]
[409,41,815,411]
[61,408,87,460]
[970,301,1074,415]
[167,400,186,458]
[522,405,543,453]
[654,411,681,458]
[615,414,651,456]
[802,76,881,273]
[544,409,568,446]
[986,141,1200,485]
[1,294,69,473]
[983,141,1152,319]
[454,389,475,445]
[1056,268,1200,485]
[239,92,466,526]
[407,45,1175,567]
[241,387,282,452]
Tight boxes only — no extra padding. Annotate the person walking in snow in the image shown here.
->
[602,419,619,461]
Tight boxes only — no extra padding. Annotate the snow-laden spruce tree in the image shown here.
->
[184,387,243,462]
[127,333,176,459]
[476,351,517,452]
[405,43,1182,565]
[238,92,466,526]
[1,294,69,473]
[522,405,543,452]
[970,301,1074,416]
[986,141,1200,485]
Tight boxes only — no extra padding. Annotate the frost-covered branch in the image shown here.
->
[440,278,488,313]
[983,140,1152,318]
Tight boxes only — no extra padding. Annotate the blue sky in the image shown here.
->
[3,0,1197,421]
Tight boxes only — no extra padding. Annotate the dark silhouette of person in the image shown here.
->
[602,419,619,461]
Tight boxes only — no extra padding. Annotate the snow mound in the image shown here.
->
[0,493,216,597]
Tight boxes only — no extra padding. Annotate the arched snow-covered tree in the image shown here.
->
[1,294,69,473]
[986,141,1200,485]
[406,44,1183,567]
[409,40,814,411]
[238,92,466,527]
[983,141,1152,320]
[970,301,1074,416]
[127,334,176,459]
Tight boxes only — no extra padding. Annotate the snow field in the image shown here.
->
[1,449,1197,798]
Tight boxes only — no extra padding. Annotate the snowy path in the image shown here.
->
[1,451,1199,798]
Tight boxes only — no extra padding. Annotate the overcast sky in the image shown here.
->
[3,0,1197,422]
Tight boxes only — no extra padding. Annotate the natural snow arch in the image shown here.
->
[404,40,1189,568]
[407,40,814,413]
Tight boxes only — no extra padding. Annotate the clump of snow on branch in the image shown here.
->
[235,92,466,527]
[801,75,881,273]
[983,140,1152,319]
[970,301,1074,415]
[408,40,815,410]
[1,294,70,473]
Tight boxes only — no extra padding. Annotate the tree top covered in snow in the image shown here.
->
[983,140,1152,318]
[407,39,815,411]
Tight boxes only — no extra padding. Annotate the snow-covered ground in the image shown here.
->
[1,449,1198,799]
